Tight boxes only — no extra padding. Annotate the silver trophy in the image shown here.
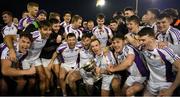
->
[82,59,102,82]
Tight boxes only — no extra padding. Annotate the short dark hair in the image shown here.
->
[49,18,60,25]
[162,8,178,19]
[2,11,13,17]
[138,27,155,37]
[115,11,124,16]
[82,33,92,40]
[126,15,140,25]
[66,33,76,39]
[37,9,47,17]
[113,15,124,20]
[110,19,118,24]
[124,7,135,12]
[157,13,171,20]
[19,33,33,43]
[96,13,105,19]
[49,12,61,21]
[112,34,125,41]
[64,11,72,16]
[39,20,51,29]
[147,8,160,18]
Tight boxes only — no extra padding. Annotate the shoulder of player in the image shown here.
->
[64,25,71,32]
[158,47,175,57]
[1,43,9,55]
[58,43,68,49]
[92,26,98,32]
[76,42,83,48]
[31,30,40,38]
[169,26,180,36]
[104,25,110,29]
[125,44,134,51]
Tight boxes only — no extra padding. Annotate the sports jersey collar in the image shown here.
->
[67,44,76,50]
[146,41,158,51]
[64,21,69,25]
[82,46,89,51]
[151,22,156,28]
[163,26,171,35]
[118,46,126,55]
[97,25,105,31]
[70,24,77,30]
[7,22,14,27]
[95,50,103,57]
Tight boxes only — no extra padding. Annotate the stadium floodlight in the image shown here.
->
[96,0,105,7]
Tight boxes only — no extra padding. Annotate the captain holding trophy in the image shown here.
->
[79,33,121,96]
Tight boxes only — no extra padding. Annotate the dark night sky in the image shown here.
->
[0,0,180,23]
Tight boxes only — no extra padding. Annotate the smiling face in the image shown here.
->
[67,36,77,49]
[90,40,101,56]
[37,13,47,21]
[82,37,91,49]
[112,38,124,53]
[126,21,139,33]
[18,36,32,54]
[157,17,171,33]
[64,13,71,23]
[52,23,60,32]
[40,26,52,39]
[138,35,154,49]
[2,14,13,24]
[110,22,118,31]
[97,18,105,28]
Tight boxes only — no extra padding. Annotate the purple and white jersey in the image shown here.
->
[0,43,26,62]
[1,23,18,37]
[56,42,82,68]
[25,31,47,60]
[18,16,35,31]
[65,24,82,39]
[94,51,116,69]
[92,25,112,47]
[143,47,180,82]
[115,45,147,77]
[144,22,158,34]
[79,47,94,68]
[156,26,180,45]
[60,21,70,28]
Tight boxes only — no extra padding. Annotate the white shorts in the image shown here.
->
[41,58,59,67]
[125,76,146,86]
[22,58,42,69]
[61,63,79,71]
[101,74,114,91]
[146,81,172,95]
[79,69,94,85]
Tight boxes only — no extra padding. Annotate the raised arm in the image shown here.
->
[4,35,17,61]
[1,59,36,76]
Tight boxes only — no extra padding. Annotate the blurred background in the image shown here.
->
[0,0,180,23]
